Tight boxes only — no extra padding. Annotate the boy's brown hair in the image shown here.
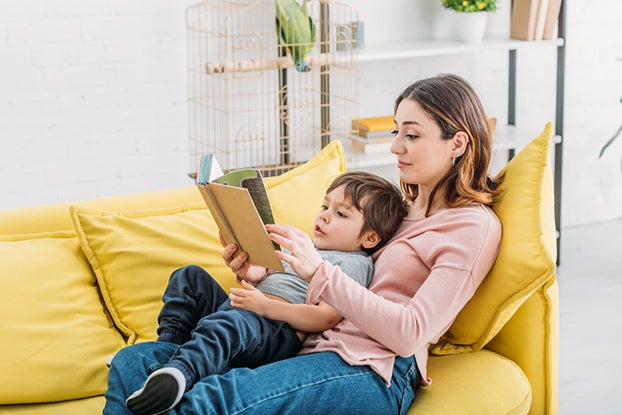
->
[326,171,408,253]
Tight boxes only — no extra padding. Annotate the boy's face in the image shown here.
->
[313,185,370,252]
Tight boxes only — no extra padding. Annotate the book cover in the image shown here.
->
[534,0,550,40]
[542,0,562,40]
[211,169,277,227]
[510,0,541,40]
[351,115,394,135]
[197,156,284,272]
[197,153,224,184]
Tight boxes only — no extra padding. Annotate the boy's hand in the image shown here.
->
[229,280,269,315]
[220,234,268,285]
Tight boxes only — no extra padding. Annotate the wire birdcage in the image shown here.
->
[186,0,358,178]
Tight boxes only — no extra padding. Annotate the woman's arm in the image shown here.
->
[307,208,502,356]
[307,261,479,356]
[272,207,502,356]
[229,280,343,332]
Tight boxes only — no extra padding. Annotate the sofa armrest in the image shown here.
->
[485,277,559,415]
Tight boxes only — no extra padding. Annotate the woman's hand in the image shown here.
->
[229,280,270,315]
[266,224,323,282]
[220,234,268,285]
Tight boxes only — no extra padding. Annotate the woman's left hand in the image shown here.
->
[266,224,323,282]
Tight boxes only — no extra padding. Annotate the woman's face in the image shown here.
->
[390,99,454,190]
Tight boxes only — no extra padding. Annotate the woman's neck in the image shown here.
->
[407,185,446,219]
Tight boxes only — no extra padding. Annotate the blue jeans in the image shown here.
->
[104,342,420,414]
[155,265,302,388]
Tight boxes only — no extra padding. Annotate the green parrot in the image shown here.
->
[275,0,316,72]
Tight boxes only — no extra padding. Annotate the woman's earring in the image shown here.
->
[452,157,456,166]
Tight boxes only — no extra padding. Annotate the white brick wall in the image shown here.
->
[0,0,620,228]
[0,1,196,209]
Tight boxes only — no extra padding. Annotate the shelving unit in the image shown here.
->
[357,35,563,62]
[351,5,566,261]
[354,35,564,167]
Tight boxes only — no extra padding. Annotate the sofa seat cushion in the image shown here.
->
[0,395,104,415]
[410,350,531,415]
[0,232,125,405]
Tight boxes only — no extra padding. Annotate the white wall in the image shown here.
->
[0,0,620,228]
[0,0,197,208]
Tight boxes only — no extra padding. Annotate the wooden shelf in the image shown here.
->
[357,35,564,62]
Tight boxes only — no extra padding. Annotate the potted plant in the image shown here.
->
[441,0,498,43]
[442,0,497,12]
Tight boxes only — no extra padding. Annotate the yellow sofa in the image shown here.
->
[0,127,558,415]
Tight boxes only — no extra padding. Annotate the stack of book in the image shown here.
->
[510,0,562,41]
[350,115,395,155]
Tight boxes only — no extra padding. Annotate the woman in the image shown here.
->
[104,73,502,415]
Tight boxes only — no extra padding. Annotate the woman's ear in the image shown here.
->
[361,231,381,250]
[451,131,470,158]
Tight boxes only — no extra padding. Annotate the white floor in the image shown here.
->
[557,218,622,414]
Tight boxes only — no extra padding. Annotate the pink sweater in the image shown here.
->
[299,204,501,386]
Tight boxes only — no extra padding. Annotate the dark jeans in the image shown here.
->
[156,265,302,389]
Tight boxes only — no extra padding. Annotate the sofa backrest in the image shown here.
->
[428,123,559,414]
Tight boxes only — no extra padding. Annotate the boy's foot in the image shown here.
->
[105,354,115,367]
[126,367,186,415]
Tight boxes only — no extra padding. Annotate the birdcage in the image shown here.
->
[186,0,358,178]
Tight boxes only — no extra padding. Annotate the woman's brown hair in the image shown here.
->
[394,74,502,216]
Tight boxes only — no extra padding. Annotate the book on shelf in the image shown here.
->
[542,0,562,40]
[196,154,284,272]
[533,0,550,40]
[351,115,394,137]
[350,135,394,155]
[488,117,498,135]
[359,129,396,138]
[510,0,541,40]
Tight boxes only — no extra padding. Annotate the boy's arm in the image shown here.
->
[229,280,343,332]
[264,300,343,333]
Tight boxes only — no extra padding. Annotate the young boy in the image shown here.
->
[125,171,408,415]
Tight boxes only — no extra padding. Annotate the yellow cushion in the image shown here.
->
[411,351,531,414]
[0,395,105,414]
[0,232,125,404]
[432,123,557,354]
[71,204,227,344]
[71,141,346,344]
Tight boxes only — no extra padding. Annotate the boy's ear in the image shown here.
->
[361,231,381,249]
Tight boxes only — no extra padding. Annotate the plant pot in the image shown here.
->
[454,11,488,43]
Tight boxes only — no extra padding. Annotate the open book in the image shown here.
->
[196,155,284,272]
